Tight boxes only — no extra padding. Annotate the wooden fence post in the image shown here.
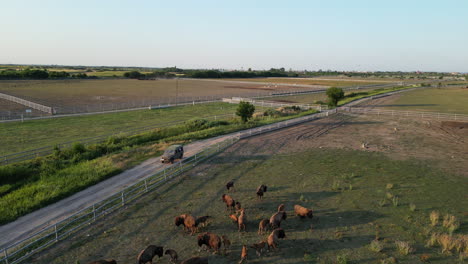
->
[93,204,96,221]
[4,248,9,264]
[121,192,125,206]
[55,224,58,242]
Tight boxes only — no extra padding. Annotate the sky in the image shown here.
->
[1,0,467,72]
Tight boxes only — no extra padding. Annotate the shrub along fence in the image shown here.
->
[0,113,235,166]
[0,108,335,264]
[222,97,328,111]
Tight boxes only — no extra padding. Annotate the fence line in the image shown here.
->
[0,92,53,114]
[0,108,337,264]
[222,97,328,111]
[341,107,468,122]
[0,112,236,165]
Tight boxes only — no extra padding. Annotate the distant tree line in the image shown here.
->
[0,69,90,80]
[186,68,297,78]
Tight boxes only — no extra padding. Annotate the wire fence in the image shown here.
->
[0,112,236,165]
[0,108,336,264]
[0,92,53,114]
[340,107,468,122]
[223,97,328,111]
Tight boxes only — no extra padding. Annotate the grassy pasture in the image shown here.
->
[377,87,468,114]
[0,103,239,156]
[31,115,467,264]
[225,77,400,87]
[261,89,375,104]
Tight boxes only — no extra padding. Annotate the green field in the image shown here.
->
[31,121,467,263]
[380,87,468,114]
[262,89,375,104]
[0,103,239,156]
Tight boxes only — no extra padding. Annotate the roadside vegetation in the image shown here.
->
[0,106,317,224]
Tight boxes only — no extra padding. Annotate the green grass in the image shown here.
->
[337,86,420,106]
[0,103,239,156]
[31,147,467,264]
[379,87,468,114]
[0,108,317,224]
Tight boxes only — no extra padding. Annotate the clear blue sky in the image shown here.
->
[1,0,467,72]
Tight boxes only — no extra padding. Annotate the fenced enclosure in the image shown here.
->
[0,108,337,264]
[0,92,53,114]
[0,112,236,165]
[223,97,328,111]
[341,107,468,122]
[0,136,238,264]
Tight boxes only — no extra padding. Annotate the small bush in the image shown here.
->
[185,119,209,132]
[71,142,86,154]
[386,192,393,199]
[386,183,394,189]
[409,203,416,212]
[430,211,440,226]
[395,240,414,255]
[378,199,387,207]
[369,239,384,252]
[336,254,348,264]
[442,214,459,234]
[303,253,314,262]
[392,196,399,207]
[426,232,439,247]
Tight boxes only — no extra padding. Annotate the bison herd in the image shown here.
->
[87,180,313,263]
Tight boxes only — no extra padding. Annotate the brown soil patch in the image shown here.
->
[441,121,468,129]
[233,113,468,177]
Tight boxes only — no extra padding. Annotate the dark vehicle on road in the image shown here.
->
[161,145,184,164]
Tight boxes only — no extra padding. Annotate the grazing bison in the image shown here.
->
[197,232,222,253]
[256,185,267,199]
[239,245,248,264]
[222,194,236,211]
[294,204,313,218]
[269,211,287,229]
[181,257,208,264]
[277,204,285,212]
[267,228,286,251]
[238,209,247,232]
[164,249,178,263]
[258,219,270,234]
[137,245,163,264]
[87,260,117,264]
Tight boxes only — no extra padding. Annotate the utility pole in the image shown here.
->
[175,78,179,106]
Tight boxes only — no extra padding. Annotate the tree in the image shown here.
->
[124,71,142,79]
[326,87,344,107]
[236,101,255,123]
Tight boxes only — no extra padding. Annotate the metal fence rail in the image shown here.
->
[341,107,468,122]
[0,92,53,114]
[0,107,341,264]
[0,112,236,165]
[223,97,328,111]
[0,136,238,264]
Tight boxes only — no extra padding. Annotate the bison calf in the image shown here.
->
[258,219,269,234]
[164,249,178,263]
[256,184,267,199]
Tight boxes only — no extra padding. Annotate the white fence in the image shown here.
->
[0,108,337,264]
[223,97,328,111]
[341,107,468,122]
[0,113,236,165]
[0,92,53,114]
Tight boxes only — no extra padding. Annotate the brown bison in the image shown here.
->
[235,201,242,212]
[267,228,286,251]
[258,219,269,234]
[269,211,287,229]
[221,194,236,211]
[87,260,117,264]
[239,245,248,264]
[137,245,163,264]
[294,205,313,218]
[256,185,267,199]
[238,208,247,232]
[164,249,178,263]
[181,257,209,264]
[197,232,222,253]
